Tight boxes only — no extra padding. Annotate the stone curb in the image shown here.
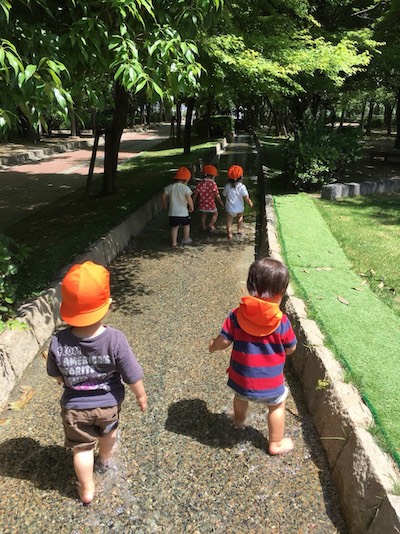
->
[321,177,400,200]
[260,172,400,533]
[0,140,93,167]
[0,138,227,412]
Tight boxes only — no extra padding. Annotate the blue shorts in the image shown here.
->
[169,216,191,227]
[231,385,289,406]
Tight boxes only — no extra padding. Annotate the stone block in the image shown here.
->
[0,346,16,412]
[0,322,40,378]
[368,494,400,534]
[376,180,386,193]
[321,183,344,200]
[345,182,360,197]
[360,181,377,195]
[332,428,399,534]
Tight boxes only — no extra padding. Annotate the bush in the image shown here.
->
[286,123,362,190]
[193,115,234,138]
[0,234,30,331]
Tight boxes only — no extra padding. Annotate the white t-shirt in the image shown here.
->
[223,182,249,214]
[164,182,193,216]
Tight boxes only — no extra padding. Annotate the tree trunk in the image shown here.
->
[359,100,367,130]
[183,97,195,155]
[69,105,77,137]
[365,100,375,135]
[102,82,129,195]
[384,101,393,135]
[395,90,400,149]
[176,101,182,145]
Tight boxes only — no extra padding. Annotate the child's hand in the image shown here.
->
[136,392,148,412]
[209,339,216,353]
[55,376,64,385]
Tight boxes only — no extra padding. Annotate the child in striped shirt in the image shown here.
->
[209,258,297,455]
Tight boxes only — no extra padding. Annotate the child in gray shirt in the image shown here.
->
[47,261,147,504]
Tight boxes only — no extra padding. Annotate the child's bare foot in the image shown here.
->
[269,437,294,455]
[78,480,95,505]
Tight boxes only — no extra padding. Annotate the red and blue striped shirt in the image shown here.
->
[220,309,297,399]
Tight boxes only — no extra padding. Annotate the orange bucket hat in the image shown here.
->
[202,164,218,176]
[175,166,191,180]
[227,165,243,180]
[60,261,111,327]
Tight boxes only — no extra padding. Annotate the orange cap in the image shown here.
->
[227,165,243,180]
[202,164,218,177]
[175,166,191,180]
[60,261,111,327]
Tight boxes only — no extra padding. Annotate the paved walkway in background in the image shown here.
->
[0,124,170,230]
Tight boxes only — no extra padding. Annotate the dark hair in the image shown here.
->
[247,258,289,298]
[229,178,241,188]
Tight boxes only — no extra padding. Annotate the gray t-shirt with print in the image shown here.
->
[47,325,143,409]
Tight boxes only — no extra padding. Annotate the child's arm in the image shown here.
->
[128,378,147,412]
[186,193,194,213]
[285,343,297,356]
[244,195,254,208]
[209,335,232,353]
[161,192,169,210]
[192,191,198,205]
[215,192,224,207]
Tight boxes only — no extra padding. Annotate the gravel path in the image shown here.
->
[0,136,348,533]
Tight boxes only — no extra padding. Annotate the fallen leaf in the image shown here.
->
[352,287,363,291]
[378,282,384,289]
[359,273,367,277]
[315,267,333,271]
[9,386,35,411]
[370,268,376,275]
[361,280,368,286]
[0,418,11,426]
[303,269,310,274]
[337,296,349,305]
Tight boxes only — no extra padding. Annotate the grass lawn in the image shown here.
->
[274,193,400,467]
[5,137,219,306]
[314,194,400,318]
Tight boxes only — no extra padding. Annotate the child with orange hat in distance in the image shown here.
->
[162,166,194,246]
[192,164,224,232]
[223,164,254,240]
[209,258,297,455]
[47,261,147,505]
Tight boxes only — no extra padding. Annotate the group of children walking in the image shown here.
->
[162,163,254,246]
[48,254,297,504]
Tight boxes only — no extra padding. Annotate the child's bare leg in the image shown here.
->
[268,401,294,455]
[73,448,95,504]
[171,226,179,246]
[233,395,249,427]
[236,213,244,234]
[209,211,218,230]
[98,428,118,465]
[200,212,207,230]
[182,224,191,241]
[226,213,234,239]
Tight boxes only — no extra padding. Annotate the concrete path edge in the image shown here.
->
[259,170,400,533]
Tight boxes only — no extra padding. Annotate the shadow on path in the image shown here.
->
[0,437,75,498]
[165,398,269,453]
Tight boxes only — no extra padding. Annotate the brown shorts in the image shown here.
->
[61,405,121,450]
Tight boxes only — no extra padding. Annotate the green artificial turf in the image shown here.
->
[274,192,400,466]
